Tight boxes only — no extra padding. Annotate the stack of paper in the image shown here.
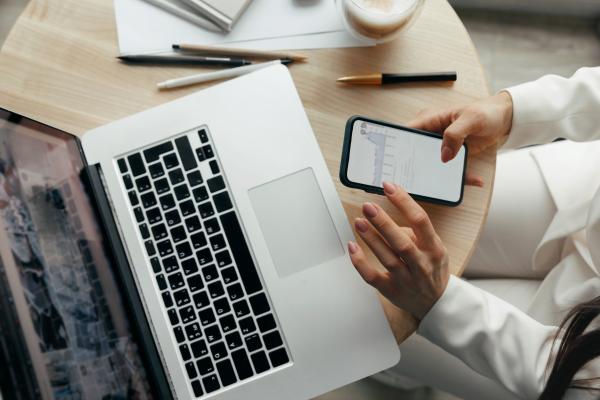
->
[114,0,372,55]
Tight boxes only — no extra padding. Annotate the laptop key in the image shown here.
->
[156,274,167,290]
[159,193,175,210]
[134,207,144,222]
[128,191,139,206]
[187,170,203,187]
[150,257,161,273]
[180,199,195,216]
[209,160,220,174]
[245,334,262,352]
[141,192,157,208]
[191,339,209,358]
[162,255,178,273]
[193,186,209,202]
[123,174,133,189]
[199,308,215,326]
[249,293,270,316]
[179,305,196,324]
[149,163,165,179]
[164,209,181,226]
[216,359,237,387]
[164,153,179,169]
[168,309,179,325]
[168,272,184,289]
[202,264,219,282]
[196,248,213,265]
[191,232,207,249]
[144,240,156,256]
[175,185,190,201]
[185,216,202,233]
[196,147,207,162]
[214,297,230,316]
[185,361,197,380]
[144,141,174,163]
[185,323,202,341]
[202,375,220,394]
[207,175,225,193]
[176,242,192,260]
[127,153,145,176]
[210,341,227,361]
[219,314,236,333]
[220,211,262,294]
[146,207,162,224]
[152,223,167,240]
[171,225,187,243]
[210,234,226,251]
[202,145,214,160]
[139,223,150,239]
[157,240,173,257]
[221,267,238,285]
[231,349,254,380]
[213,191,233,213]
[263,331,283,350]
[193,291,210,309]
[233,299,250,318]
[180,344,191,361]
[251,351,270,373]
[198,202,214,219]
[174,326,185,343]
[175,136,197,171]
[197,357,214,376]
[188,274,204,292]
[257,314,276,333]
[162,291,174,308]
[225,331,242,350]
[135,176,151,192]
[269,348,289,367]
[169,168,185,185]
[205,324,221,343]
[215,250,232,268]
[208,281,225,299]
[173,289,190,306]
[227,283,244,302]
[198,129,208,143]
[182,258,199,275]
[239,317,256,335]
[204,218,220,235]
[154,177,169,194]
[117,158,128,173]
[191,380,203,397]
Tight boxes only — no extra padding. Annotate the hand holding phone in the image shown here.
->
[339,116,468,206]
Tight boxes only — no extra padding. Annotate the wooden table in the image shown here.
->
[0,0,493,343]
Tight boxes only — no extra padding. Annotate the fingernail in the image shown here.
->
[363,202,378,218]
[441,146,452,163]
[383,181,396,194]
[355,218,369,233]
[348,241,358,254]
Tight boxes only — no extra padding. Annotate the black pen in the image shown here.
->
[118,54,251,67]
[337,71,457,85]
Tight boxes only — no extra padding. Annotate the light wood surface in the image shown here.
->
[0,0,493,343]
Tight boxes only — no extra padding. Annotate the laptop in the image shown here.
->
[0,65,399,400]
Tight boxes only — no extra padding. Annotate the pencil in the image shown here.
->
[173,44,307,62]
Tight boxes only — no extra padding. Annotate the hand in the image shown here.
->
[408,91,514,163]
[348,182,449,320]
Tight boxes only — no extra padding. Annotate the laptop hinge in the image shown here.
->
[80,164,173,400]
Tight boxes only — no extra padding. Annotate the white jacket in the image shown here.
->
[417,67,600,399]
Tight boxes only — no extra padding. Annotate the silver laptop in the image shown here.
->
[67,65,399,399]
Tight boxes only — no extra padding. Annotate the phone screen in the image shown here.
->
[344,118,466,205]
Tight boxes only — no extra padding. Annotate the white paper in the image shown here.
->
[114,0,370,54]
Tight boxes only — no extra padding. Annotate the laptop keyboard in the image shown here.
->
[117,127,290,398]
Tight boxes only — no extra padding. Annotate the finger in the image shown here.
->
[382,182,440,249]
[347,241,396,297]
[354,218,408,273]
[465,172,484,187]
[362,202,421,266]
[407,108,456,134]
[441,115,473,163]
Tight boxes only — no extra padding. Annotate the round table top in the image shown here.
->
[0,0,493,342]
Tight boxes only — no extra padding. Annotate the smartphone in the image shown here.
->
[339,116,468,206]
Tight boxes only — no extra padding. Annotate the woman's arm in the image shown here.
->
[418,275,557,399]
[503,67,600,149]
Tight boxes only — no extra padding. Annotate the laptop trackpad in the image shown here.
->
[248,168,344,278]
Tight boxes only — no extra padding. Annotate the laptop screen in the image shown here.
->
[0,109,153,399]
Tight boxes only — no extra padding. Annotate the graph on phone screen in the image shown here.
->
[346,120,465,202]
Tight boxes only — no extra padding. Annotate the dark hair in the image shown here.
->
[539,296,600,399]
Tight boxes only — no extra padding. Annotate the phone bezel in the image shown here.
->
[339,115,468,207]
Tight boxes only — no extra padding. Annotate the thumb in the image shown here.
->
[441,115,472,163]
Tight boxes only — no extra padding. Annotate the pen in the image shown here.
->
[157,60,288,90]
[118,55,251,67]
[173,44,307,62]
[337,71,457,85]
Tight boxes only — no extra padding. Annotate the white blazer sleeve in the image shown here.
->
[502,66,600,149]
[418,276,558,399]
